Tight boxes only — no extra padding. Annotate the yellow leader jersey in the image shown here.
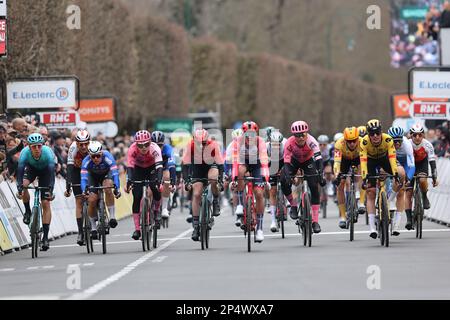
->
[333,137,361,175]
[360,133,398,179]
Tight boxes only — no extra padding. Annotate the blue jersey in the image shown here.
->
[80,151,120,192]
[161,144,176,170]
[396,136,416,181]
[17,146,56,187]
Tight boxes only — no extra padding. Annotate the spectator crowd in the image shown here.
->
[391,0,450,68]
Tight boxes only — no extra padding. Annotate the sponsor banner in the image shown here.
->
[0,18,6,57]
[0,0,6,17]
[79,97,116,122]
[6,78,78,110]
[442,28,450,66]
[410,101,450,120]
[410,69,450,100]
[38,111,78,129]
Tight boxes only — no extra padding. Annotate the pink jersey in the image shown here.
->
[127,142,163,168]
[284,135,322,164]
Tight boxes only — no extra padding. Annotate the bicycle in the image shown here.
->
[130,180,160,252]
[292,172,318,248]
[24,186,51,259]
[367,174,396,247]
[86,186,115,254]
[270,175,287,239]
[187,178,221,250]
[73,184,94,254]
[406,174,433,240]
[339,167,362,242]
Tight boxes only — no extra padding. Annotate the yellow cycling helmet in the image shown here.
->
[358,126,367,137]
[344,127,359,141]
[366,119,381,134]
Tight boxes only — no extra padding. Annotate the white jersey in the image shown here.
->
[410,138,436,163]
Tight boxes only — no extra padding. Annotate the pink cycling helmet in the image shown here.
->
[291,121,309,134]
[134,130,151,143]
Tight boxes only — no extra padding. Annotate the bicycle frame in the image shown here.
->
[25,186,50,259]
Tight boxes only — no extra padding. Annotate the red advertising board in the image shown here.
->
[411,102,448,119]
[392,94,411,118]
[39,112,77,128]
[0,18,7,57]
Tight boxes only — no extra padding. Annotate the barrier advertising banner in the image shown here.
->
[410,102,450,120]
[79,97,116,123]
[0,18,6,58]
[38,111,78,129]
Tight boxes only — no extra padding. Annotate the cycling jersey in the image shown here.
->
[80,151,120,192]
[360,134,398,179]
[231,136,270,182]
[396,136,415,181]
[410,138,436,163]
[160,144,176,169]
[333,137,361,175]
[127,142,162,169]
[284,135,322,165]
[67,142,88,168]
[17,146,56,188]
[321,144,332,163]
[182,139,224,166]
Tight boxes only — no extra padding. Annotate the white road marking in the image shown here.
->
[0,268,15,272]
[152,256,167,263]
[82,263,95,267]
[27,266,40,270]
[66,229,192,300]
[42,265,55,269]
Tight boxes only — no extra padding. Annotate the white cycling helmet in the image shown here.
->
[318,135,329,144]
[88,141,103,155]
[333,132,344,142]
[410,123,425,134]
[270,131,284,143]
[75,130,91,143]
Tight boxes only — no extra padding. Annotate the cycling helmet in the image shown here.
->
[317,135,330,144]
[333,132,344,142]
[264,126,275,139]
[291,121,309,134]
[388,127,405,139]
[410,123,425,134]
[75,130,90,143]
[27,133,45,145]
[358,126,367,137]
[344,127,359,141]
[242,121,259,133]
[367,119,382,134]
[134,130,151,144]
[88,141,103,155]
[232,129,243,139]
[193,128,209,143]
[270,131,284,143]
[151,131,165,144]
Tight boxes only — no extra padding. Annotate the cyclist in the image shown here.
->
[266,130,287,233]
[333,127,365,229]
[224,128,244,227]
[264,126,276,143]
[16,133,56,251]
[125,130,163,240]
[360,119,400,239]
[65,130,91,246]
[318,135,334,197]
[387,126,415,235]
[405,124,438,229]
[357,125,368,209]
[230,121,270,242]
[182,128,224,242]
[281,121,326,234]
[151,131,176,219]
[172,147,183,208]
[81,141,121,239]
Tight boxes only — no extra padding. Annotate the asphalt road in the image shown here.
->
[1,199,450,300]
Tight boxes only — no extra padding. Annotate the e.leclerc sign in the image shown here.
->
[412,70,450,100]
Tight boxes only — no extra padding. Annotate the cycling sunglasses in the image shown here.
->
[137,142,150,149]
[393,139,403,144]
[412,133,423,138]
[90,154,102,159]
[30,144,43,149]
[369,131,381,137]
[294,133,307,138]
